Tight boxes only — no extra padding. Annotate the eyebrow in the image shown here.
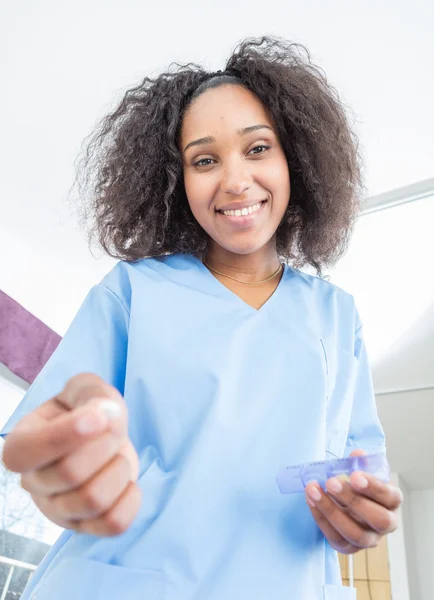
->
[183,124,273,153]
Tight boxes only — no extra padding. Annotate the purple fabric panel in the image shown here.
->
[0,290,62,384]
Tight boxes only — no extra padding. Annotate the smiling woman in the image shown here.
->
[72,35,362,278]
[1,35,400,600]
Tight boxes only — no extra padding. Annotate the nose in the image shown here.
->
[220,161,252,196]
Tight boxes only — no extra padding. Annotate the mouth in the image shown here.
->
[215,200,268,229]
[216,200,267,217]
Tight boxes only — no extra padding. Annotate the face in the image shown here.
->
[180,84,290,257]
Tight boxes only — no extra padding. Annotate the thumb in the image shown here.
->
[349,448,367,457]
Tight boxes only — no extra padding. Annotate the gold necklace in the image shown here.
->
[203,261,283,285]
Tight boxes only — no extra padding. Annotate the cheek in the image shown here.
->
[273,157,290,188]
[275,158,291,202]
[261,159,290,201]
[184,173,212,217]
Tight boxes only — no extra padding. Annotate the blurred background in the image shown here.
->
[0,1,433,598]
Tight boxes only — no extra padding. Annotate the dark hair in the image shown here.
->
[72,35,364,275]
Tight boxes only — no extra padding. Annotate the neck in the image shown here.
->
[204,244,281,283]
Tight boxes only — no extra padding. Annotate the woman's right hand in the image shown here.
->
[2,373,142,537]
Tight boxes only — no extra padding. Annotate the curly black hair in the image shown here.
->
[72,35,364,275]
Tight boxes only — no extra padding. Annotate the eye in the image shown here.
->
[249,144,271,156]
[193,157,215,167]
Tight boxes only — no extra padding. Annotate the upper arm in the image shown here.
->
[324,298,386,459]
[343,318,386,457]
[0,283,130,438]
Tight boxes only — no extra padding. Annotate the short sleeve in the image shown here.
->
[0,283,129,438]
[344,315,386,457]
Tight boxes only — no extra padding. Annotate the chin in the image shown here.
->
[209,235,273,257]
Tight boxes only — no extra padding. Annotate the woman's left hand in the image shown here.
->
[305,450,403,554]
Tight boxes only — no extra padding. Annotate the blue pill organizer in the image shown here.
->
[276,452,390,494]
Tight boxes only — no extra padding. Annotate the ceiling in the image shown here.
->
[1,0,433,488]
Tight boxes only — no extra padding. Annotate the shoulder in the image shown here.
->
[96,254,193,312]
[288,265,354,301]
[287,265,359,329]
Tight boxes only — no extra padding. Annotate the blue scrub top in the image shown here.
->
[1,253,385,600]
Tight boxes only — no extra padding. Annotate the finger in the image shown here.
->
[326,478,398,535]
[349,472,403,511]
[48,453,133,521]
[12,372,122,427]
[72,482,142,537]
[349,449,367,457]
[21,430,125,495]
[117,439,140,483]
[2,397,70,448]
[306,495,359,554]
[3,399,119,473]
[347,449,403,511]
[57,373,124,412]
[305,483,381,549]
[25,397,70,423]
[58,374,128,440]
[29,493,76,530]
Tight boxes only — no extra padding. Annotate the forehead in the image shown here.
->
[181,84,273,140]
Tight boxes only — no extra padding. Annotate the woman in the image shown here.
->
[1,36,401,599]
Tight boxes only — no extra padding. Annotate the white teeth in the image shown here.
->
[221,201,263,217]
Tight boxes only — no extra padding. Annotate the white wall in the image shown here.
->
[401,478,421,600]
[388,473,411,600]
[1,0,434,336]
[409,490,434,600]
[0,222,114,335]
[388,475,434,600]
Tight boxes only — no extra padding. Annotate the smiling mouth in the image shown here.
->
[216,200,267,217]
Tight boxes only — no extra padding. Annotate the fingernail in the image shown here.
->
[353,474,368,489]
[308,486,322,503]
[327,478,343,494]
[75,412,107,434]
[74,400,121,435]
[97,400,121,420]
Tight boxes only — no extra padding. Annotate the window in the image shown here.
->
[330,195,434,362]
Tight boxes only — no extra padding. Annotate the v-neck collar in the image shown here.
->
[189,254,289,314]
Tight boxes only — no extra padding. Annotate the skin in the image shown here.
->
[305,450,402,554]
[2,84,402,546]
[2,374,142,537]
[181,84,290,291]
